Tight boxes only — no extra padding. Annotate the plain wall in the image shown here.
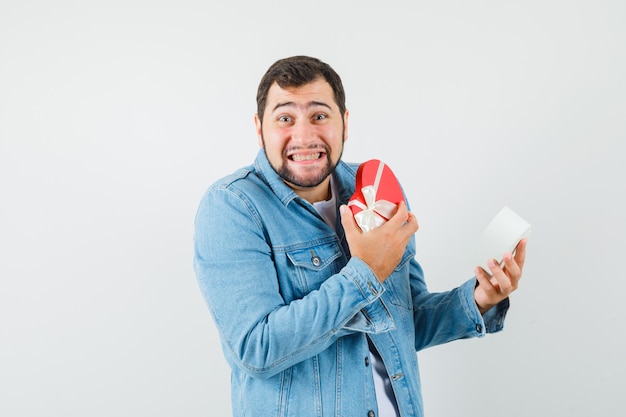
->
[1,1,624,416]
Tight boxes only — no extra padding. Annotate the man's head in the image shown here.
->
[254,56,349,203]
[256,55,346,125]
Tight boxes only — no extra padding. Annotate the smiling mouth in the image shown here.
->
[290,152,324,162]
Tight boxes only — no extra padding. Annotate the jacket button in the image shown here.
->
[364,357,370,366]
[311,256,321,266]
[476,323,483,333]
[368,411,375,417]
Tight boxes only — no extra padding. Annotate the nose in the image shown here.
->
[291,119,316,145]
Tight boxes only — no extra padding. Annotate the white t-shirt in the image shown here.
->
[311,179,337,229]
[369,339,400,417]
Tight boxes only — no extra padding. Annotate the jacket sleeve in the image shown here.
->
[408,256,510,351]
[193,186,393,379]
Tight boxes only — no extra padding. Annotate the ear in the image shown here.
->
[254,113,263,147]
[343,109,350,143]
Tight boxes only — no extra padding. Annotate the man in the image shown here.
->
[193,55,527,417]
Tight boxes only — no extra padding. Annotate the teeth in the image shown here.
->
[292,153,321,161]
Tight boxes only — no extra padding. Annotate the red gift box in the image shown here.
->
[348,159,404,232]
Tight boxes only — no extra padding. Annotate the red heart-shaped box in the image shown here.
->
[348,159,404,232]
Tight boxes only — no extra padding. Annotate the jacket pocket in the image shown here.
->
[286,241,343,295]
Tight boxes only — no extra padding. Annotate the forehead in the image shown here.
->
[265,78,337,111]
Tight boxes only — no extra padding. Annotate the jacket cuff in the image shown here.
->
[482,296,509,333]
[341,257,395,333]
[460,278,509,335]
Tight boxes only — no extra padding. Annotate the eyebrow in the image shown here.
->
[271,100,332,113]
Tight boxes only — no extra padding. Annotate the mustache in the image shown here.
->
[284,144,329,155]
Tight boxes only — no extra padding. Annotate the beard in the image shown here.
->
[276,153,336,188]
[262,138,344,189]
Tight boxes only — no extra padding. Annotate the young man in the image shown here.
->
[193,55,527,417]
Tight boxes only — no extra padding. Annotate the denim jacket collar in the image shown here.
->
[253,148,358,207]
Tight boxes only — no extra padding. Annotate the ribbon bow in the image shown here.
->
[348,161,398,233]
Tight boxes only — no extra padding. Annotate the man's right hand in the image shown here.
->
[340,201,418,283]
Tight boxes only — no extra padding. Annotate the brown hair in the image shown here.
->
[256,55,346,124]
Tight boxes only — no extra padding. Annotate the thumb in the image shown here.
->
[339,204,361,236]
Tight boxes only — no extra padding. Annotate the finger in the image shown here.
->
[501,252,522,285]
[339,204,363,242]
[387,201,409,227]
[513,238,528,270]
[387,202,419,236]
[474,265,496,291]
[403,211,419,234]
[339,204,361,237]
[487,258,516,294]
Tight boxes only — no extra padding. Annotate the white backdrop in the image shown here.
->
[1,1,624,416]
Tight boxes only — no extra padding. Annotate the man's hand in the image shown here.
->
[474,238,528,314]
[340,201,418,283]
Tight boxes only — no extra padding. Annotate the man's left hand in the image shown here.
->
[474,238,528,314]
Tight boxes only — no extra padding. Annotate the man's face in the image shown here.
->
[255,78,349,198]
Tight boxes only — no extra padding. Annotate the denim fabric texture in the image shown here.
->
[193,149,508,417]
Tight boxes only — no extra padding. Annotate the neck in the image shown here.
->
[290,176,332,204]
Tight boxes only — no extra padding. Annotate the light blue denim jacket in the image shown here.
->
[193,150,508,417]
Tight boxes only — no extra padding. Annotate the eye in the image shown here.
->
[278,115,293,123]
[312,113,327,121]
